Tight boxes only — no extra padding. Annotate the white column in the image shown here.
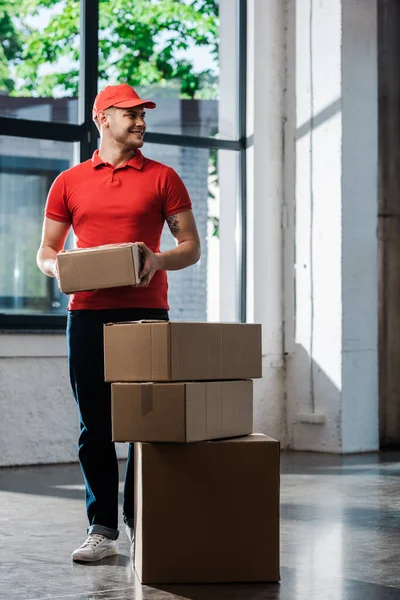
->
[285,0,378,452]
[247,0,286,442]
[341,0,378,452]
[218,0,240,322]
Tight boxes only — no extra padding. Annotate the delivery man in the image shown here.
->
[36,84,201,562]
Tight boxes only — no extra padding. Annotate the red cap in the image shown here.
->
[92,84,156,119]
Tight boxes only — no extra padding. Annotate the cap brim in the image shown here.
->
[112,99,156,109]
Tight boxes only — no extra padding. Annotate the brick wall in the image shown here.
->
[145,144,209,321]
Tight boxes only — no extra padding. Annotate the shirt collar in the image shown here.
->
[91,149,144,170]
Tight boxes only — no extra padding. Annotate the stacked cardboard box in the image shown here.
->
[104,321,280,584]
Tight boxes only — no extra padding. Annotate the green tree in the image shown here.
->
[2,0,219,98]
[0,1,23,93]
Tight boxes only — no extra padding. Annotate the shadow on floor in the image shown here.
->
[0,460,128,501]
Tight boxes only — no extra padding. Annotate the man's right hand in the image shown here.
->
[36,217,70,282]
[51,258,59,281]
[49,258,64,291]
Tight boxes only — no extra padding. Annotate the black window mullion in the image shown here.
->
[0,314,67,332]
[79,0,99,161]
[238,0,247,323]
[0,117,85,142]
[145,131,244,150]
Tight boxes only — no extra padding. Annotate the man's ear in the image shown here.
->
[97,110,110,128]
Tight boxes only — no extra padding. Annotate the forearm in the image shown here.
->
[156,240,200,271]
[37,246,58,278]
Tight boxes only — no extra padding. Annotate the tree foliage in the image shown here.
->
[1,0,219,98]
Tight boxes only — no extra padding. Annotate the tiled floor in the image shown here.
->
[1,451,400,599]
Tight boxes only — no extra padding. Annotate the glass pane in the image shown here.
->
[98,0,238,139]
[144,143,239,321]
[0,1,80,123]
[0,137,76,315]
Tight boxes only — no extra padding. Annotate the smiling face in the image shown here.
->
[97,105,147,150]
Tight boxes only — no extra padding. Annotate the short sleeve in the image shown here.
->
[162,167,192,218]
[45,172,71,223]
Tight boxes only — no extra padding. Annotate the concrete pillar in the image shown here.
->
[285,0,379,452]
[247,0,286,443]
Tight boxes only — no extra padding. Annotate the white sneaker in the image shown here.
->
[71,534,118,562]
[125,524,134,556]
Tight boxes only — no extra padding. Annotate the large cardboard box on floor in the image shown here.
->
[104,321,262,382]
[57,243,142,294]
[112,380,253,442]
[134,434,280,584]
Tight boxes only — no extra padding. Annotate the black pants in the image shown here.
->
[67,307,169,540]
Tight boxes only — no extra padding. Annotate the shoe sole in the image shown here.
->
[72,546,118,563]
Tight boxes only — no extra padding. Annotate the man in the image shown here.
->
[36,84,201,562]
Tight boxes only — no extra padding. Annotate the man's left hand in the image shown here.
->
[135,242,162,287]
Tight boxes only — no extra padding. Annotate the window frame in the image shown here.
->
[0,0,248,330]
[0,155,70,317]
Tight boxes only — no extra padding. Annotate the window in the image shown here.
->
[0,1,80,124]
[98,0,239,139]
[0,0,246,330]
[144,144,239,321]
[0,138,76,316]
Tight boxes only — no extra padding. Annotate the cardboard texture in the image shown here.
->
[57,243,142,293]
[111,380,253,442]
[134,434,280,584]
[104,321,262,382]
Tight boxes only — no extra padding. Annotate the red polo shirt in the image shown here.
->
[45,149,192,310]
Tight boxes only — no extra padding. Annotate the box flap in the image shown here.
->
[150,322,172,381]
[185,380,252,442]
[112,382,186,442]
[170,323,206,380]
[58,242,136,254]
[130,244,142,285]
[221,380,253,437]
[211,433,279,444]
[104,322,170,382]
[57,252,78,294]
[221,324,262,379]
[105,320,168,326]
[168,322,262,381]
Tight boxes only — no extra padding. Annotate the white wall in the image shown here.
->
[285,0,379,452]
[0,338,75,466]
[0,357,75,466]
[0,0,380,465]
[0,337,129,467]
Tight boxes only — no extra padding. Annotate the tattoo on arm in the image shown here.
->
[167,214,181,236]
